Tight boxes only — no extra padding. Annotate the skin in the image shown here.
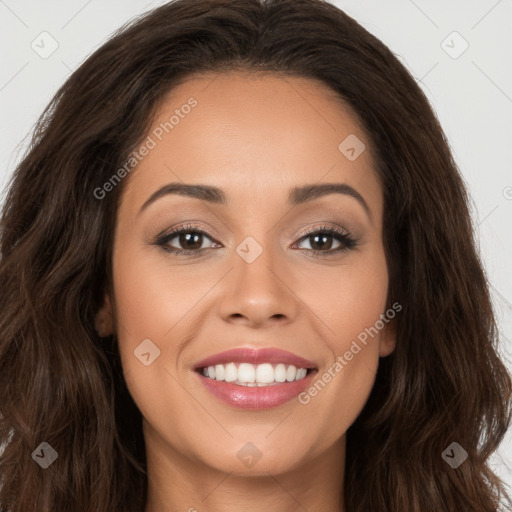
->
[97,71,396,512]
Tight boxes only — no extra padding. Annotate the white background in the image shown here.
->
[0,0,511,494]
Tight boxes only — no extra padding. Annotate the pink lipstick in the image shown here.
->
[193,347,318,409]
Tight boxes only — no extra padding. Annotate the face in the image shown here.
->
[98,71,395,477]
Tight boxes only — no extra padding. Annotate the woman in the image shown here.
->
[0,0,510,510]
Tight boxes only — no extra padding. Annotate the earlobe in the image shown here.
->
[94,293,114,337]
[379,318,397,357]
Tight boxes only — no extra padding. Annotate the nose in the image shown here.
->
[217,239,299,328]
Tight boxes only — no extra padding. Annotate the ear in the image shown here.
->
[95,292,114,337]
[379,317,397,357]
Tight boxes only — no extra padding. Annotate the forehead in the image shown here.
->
[118,71,382,218]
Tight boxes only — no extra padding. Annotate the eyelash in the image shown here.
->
[154,223,358,258]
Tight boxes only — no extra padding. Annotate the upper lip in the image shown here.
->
[193,347,317,370]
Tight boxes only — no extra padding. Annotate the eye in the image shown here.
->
[293,225,357,256]
[154,224,220,256]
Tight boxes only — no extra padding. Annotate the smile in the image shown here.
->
[193,347,318,409]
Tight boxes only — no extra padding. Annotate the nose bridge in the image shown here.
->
[235,234,280,287]
[218,232,297,325]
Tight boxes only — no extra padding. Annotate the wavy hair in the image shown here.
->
[1,0,511,510]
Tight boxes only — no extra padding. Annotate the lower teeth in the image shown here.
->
[233,380,281,387]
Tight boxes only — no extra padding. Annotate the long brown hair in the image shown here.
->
[1,0,510,510]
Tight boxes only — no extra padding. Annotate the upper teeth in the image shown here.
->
[201,363,309,386]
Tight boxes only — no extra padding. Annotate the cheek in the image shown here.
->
[110,245,222,422]
[112,243,220,344]
[109,247,171,411]
[297,246,389,348]
[293,249,389,437]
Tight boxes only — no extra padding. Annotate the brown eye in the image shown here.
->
[299,232,338,251]
[175,232,204,251]
[155,225,219,256]
[294,226,357,256]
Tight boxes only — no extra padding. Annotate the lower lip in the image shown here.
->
[195,370,317,410]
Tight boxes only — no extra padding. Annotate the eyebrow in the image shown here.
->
[139,182,372,220]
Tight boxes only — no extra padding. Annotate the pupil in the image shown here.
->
[311,234,332,251]
[180,232,202,250]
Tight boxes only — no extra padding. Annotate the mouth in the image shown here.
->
[193,347,318,409]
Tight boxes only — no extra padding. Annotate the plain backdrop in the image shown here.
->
[0,0,511,493]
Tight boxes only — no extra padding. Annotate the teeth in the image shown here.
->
[256,363,274,383]
[238,363,255,383]
[275,363,287,382]
[201,362,310,386]
[224,362,237,382]
[296,368,307,380]
[215,364,224,381]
